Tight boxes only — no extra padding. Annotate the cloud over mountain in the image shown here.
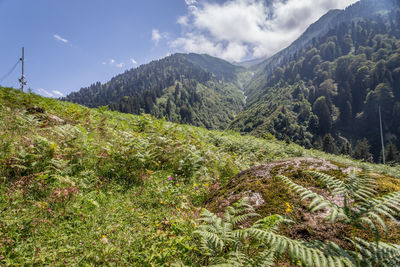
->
[171,0,358,62]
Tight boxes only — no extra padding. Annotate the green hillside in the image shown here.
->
[230,0,400,162]
[63,53,248,130]
[1,87,400,266]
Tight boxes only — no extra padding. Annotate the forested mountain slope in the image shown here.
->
[230,0,400,163]
[63,0,400,163]
[251,0,397,75]
[64,53,247,129]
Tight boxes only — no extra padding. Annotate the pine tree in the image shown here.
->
[385,142,399,163]
[340,141,352,156]
[353,138,373,162]
[313,96,332,134]
[322,134,338,154]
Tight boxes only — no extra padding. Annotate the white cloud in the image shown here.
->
[177,16,189,26]
[52,90,64,97]
[172,34,248,62]
[171,0,358,62]
[36,88,54,97]
[106,58,128,68]
[53,34,68,43]
[130,58,137,64]
[152,29,162,45]
[185,0,197,5]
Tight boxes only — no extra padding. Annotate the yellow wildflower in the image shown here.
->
[285,202,292,213]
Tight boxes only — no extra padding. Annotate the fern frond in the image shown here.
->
[277,175,346,224]
[232,197,256,214]
[247,228,356,267]
[355,237,400,267]
[356,191,400,239]
[346,168,377,201]
[254,248,275,267]
[252,214,293,233]
[231,212,259,227]
[306,170,347,196]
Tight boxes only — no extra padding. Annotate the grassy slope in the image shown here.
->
[1,87,399,265]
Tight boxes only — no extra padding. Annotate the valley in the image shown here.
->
[1,0,400,266]
[64,0,400,164]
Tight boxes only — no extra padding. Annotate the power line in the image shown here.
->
[0,60,20,84]
[19,47,26,91]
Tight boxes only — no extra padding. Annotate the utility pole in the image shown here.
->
[19,47,26,91]
[379,105,385,164]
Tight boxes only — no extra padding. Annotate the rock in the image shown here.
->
[48,114,65,124]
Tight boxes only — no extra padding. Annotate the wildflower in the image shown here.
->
[168,176,173,180]
[160,200,164,204]
[101,235,108,244]
[285,202,292,213]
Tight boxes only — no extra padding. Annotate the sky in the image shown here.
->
[0,0,358,97]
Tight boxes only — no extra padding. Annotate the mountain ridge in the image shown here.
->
[63,53,248,129]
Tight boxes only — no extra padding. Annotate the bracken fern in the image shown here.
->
[277,169,400,241]
[195,198,359,267]
[277,168,400,266]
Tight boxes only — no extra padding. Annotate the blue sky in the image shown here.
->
[0,0,357,97]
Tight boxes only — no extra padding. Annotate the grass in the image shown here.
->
[1,87,399,265]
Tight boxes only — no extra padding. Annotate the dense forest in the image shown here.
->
[64,54,247,130]
[231,1,400,163]
[64,0,400,163]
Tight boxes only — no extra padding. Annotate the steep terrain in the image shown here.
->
[251,0,398,75]
[230,0,400,162]
[64,53,248,130]
[1,87,400,265]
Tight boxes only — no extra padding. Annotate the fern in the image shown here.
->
[277,169,400,267]
[195,198,359,267]
[247,228,355,267]
[354,237,400,267]
[277,170,400,242]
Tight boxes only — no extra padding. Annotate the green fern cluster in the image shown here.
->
[276,168,400,266]
[354,237,400,267]
[195,198,356,267]
[194,198,274,266]
[277,169,400,240]
[195,168,400,266]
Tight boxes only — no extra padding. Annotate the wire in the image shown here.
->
[0,60,20,84]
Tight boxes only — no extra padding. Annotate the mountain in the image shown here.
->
[230,0,400,162]
[63,0,400,163]
[63,53,248,130]
[251,0,398,76]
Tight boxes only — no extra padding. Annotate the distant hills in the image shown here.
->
[64,53,249,130]
[64,0,400,163]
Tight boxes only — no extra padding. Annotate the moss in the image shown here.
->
[330,161,348,169]
[320,169,347,181]
[375,174,400,194]
[206,157,400,250]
